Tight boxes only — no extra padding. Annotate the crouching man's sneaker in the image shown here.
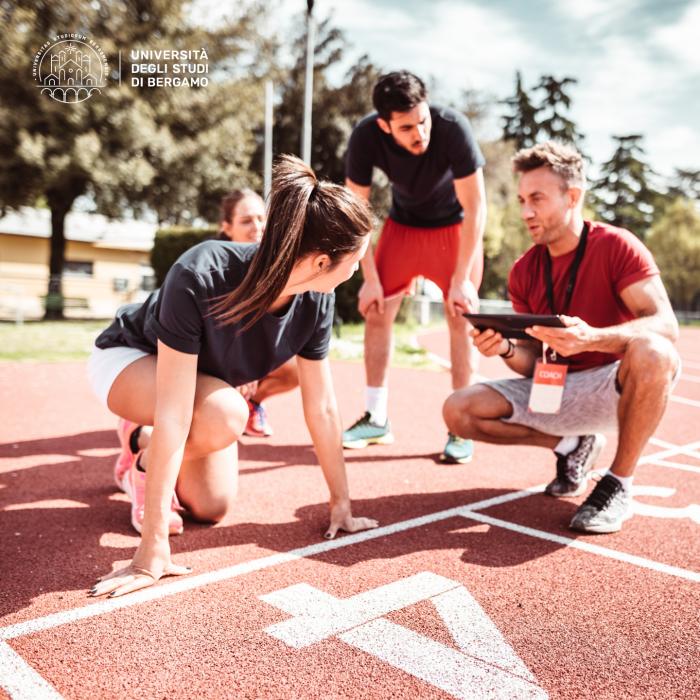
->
[570,473,632,534]
[440,433,474,464]
[342,412,394,449]
[546,434,606,498]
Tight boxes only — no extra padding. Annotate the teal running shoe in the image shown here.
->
[342,412,394,449]
[440,433,474,464]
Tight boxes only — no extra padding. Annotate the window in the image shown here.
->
[64,260,93,277]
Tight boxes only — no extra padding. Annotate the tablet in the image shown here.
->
[463,313,565,340]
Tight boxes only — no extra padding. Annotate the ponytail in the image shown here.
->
[210,155,372,330]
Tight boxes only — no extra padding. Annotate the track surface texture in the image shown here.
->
[1,327,699,699]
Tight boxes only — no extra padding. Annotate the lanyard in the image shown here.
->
[544,222,589,315]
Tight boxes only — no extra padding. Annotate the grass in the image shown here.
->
[0,320,109,361]
[0,318,447,370]
[329,320,445,371]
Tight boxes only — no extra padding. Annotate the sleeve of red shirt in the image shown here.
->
[507,259,532,314]
[610,229,660,295]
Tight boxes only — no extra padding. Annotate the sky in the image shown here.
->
[192,0,700,182]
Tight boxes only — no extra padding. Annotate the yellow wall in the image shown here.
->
[0,233,152,319]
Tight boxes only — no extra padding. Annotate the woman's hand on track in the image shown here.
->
[89,539,191,598]
[325,500,378,539]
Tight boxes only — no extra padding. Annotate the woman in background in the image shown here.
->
[219,188,299,437]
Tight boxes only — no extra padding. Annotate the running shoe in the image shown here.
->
[545,434,606,498]
[569,473,632,533]
[245,399,273,437]
[342,412,394,449]
[440,433,474,464]
[119,455,185,536]
[115,418,139,489]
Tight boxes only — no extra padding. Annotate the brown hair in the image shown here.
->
[512,141,585,190]
[211,155,373,330]
[219,188,262,224]
[373,71,427,122]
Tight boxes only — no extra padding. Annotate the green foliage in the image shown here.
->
[151,226,217,286]
[501,72,584,151]
[647,199,700,309]
[591,135,660,239]
[0,0,273,316]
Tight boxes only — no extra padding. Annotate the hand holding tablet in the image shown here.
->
[463,313,565,340]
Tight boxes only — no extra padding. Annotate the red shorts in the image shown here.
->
[374,218,483,299]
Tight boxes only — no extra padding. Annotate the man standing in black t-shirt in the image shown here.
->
[341,71,487,464]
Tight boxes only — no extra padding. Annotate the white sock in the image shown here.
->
[554,435,580,456]
[366,386,388,425]
[607,471,634,492]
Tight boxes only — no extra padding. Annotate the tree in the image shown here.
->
[647,198,700,310]
[667,168,700,202]
[591,135,660,239]
[501,71,539,150]
[534,75,584,147]
[0,0,272,317]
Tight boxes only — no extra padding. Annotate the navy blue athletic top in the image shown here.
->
[345,105,484,228]
[95,240,334,387]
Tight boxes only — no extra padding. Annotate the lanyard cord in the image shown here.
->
[544,221,590,315]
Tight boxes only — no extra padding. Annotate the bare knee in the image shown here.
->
[189,389,248,453]
[621,334,679,387]
[443,388,478,437]
[186,493,236,524]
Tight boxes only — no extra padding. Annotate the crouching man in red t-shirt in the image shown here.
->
[443,141,680,534]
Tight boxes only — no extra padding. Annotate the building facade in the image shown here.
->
[0,207,156,320]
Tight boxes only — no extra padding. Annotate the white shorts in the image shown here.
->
[87,344,151,407]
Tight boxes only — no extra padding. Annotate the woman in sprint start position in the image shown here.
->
[217,187,299,437]
[87,155,377,598]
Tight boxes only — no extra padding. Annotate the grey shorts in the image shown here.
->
[483,360,679,437]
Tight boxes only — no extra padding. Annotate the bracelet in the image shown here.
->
[499,339,516,359]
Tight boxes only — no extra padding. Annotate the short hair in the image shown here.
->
[219,188,261,223]
[372,71,427,121]
[512,141,585,190]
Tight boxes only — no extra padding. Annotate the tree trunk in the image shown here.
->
[44,200,71,320]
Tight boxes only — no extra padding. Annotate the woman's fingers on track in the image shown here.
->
[163,562,193,577]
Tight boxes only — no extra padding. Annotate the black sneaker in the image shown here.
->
[570,473,632,533]
[545,434,606,498]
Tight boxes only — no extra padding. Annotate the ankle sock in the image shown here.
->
[607,471,633,492]
[554,435,580,456]
[366,386,388,425]
[129,426,143,454]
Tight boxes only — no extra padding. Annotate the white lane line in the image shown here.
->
[0,489,541,642]
[645,459,700,474]
[1,441,697,644]
[640,440,700,464]
[0,642,63,699]
[670,394,700,408]
[681,359,700,371]
[678,374,700,384]
[459,510,700,583]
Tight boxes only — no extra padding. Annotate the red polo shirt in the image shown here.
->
[508,220,660,372]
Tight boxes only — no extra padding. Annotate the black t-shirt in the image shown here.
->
[95,240,334,386]
[345,105,485,228]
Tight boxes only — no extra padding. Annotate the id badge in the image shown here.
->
[529,360,568,414]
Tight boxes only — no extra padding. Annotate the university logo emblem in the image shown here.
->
[33,36,109,103]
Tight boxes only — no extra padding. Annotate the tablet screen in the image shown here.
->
[463,313,565,340]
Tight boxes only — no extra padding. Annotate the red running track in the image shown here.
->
[1,328,699,699]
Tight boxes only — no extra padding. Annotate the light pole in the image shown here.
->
[301,0,315,164]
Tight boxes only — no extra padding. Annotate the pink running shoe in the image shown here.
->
[115,418,139,488]
[244,399,273,437]
[119,455,185,536]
